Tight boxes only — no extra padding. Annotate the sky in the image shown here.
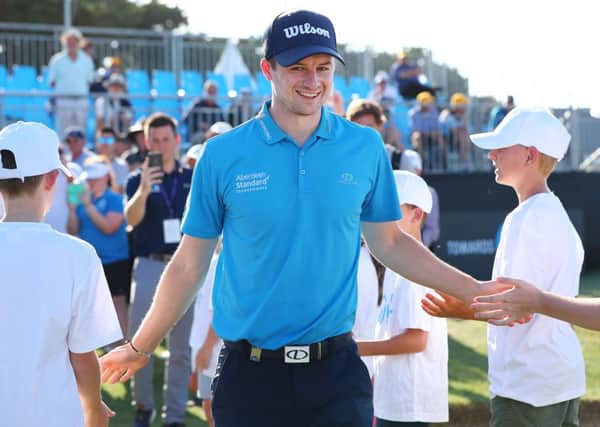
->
[164,0,598,108]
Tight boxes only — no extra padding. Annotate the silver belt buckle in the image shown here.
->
[284,345,310,363]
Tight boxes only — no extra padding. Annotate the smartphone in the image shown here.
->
[147,151,163,172]
[67,182,85,205]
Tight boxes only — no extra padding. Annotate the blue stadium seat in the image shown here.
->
[12,65,37,89]
[393,101,412,148]
[4,65,38,121]
[348,76,370,99]
[0,65,7,89]
[333,74,351,104]
[254,71,271,101]
[152,69,179,117]
[180,70,204,109]
[233,73,254,95]
[205,71,228,97]
[26,75,53,127]
[126,69,151,120]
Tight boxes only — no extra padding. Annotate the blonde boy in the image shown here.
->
[358,170,448,426]
[423,108,585,426]
[0,122,122,426]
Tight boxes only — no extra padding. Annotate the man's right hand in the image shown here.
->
[139,157,164,195]
[99,343,150,384]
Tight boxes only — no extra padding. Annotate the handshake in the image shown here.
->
[421,277,600,332]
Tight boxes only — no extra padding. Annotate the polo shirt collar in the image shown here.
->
[256,101,334,145]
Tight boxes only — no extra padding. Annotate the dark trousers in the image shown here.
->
[211,341,373,427]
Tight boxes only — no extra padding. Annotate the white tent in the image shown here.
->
[214,39,253,93]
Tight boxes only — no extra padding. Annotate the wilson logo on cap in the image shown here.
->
[283,22,331,39]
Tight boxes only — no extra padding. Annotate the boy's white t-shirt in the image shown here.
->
[0,222,122,427]
[489,192,586,407]
[374,269,449,423]
[190,253,222,377]
[353,245,379,377]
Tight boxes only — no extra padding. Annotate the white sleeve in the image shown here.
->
[206,255,219,312]
[353,248,378,340]
[68,251,122,353]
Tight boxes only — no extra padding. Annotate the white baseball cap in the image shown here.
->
[393,170,432,214]
[470,107,570,160]
[80,162,109,180]
[590,106,600,119]
[401,149,423,174]
[208,121,233,135]
[0,121,72,181]
[185,143,206,161]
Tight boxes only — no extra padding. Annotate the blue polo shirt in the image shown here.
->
[76,188,129,264]
[182,103,401,349]
[126,163,193,256]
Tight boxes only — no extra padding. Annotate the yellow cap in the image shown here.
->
[416,91,434,104]
[450,92,468,106]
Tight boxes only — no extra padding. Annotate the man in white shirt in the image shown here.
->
[0,121,122,426]
[48,28,94,138]
[358,171,448,426]
[423,108,585,426]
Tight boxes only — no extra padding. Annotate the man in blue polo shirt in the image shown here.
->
[124,113,194,427]
[102,10,503,427]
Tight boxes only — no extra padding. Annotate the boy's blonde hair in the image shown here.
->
[538,152,558,177]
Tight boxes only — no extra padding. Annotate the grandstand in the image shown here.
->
[1,22,599,173]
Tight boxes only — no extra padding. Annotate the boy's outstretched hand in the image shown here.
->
[421,291,476,320]
[471,277,536,326]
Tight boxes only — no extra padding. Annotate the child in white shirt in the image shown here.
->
[423,108,585,427]
[358,171,448,426]
[0,122,122,427]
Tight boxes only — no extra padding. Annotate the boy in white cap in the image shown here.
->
[0,122,122,426]
[358,170,448,426]
[422,107,585,426]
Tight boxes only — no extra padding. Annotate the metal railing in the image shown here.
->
[0,22,462,91]
[1,90,597,174]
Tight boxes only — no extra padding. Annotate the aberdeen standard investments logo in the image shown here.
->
[283,22,331,39]
[235,172,270,193]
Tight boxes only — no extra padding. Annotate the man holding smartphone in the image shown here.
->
[123,113,194,427]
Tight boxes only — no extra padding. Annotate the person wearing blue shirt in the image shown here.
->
[67,157,129,338]
[102,10,505,427]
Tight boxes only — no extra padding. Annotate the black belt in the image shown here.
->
[146,253,172,263]
[224,332,353,364]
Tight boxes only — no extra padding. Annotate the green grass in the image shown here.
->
[101,351,208,427]
[102,271,600,425]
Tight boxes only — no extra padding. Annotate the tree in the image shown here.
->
[0,0,187,30]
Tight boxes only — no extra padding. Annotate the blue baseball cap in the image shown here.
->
[264,10,345,67]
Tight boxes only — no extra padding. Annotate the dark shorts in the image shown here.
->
[103,259,132,297]
[376,420,429,427]
[490,395,580,427]
[211,339,373,427]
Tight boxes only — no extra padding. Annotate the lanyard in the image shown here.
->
[160,173,179,217]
